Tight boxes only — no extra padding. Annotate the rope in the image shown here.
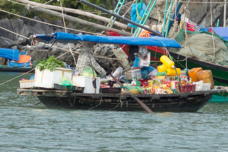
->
[0,21,119,88]
[0,22,120,62]
[133,0,158,37]
[0,26,29,40]
[210,1,216,62]
[122,0,136,17]
[59,0,77,67]
[2,2,100,35]
[179,1,228,4]
[183,0,191,69]
[30,0,55,8]
[0,49,70,87]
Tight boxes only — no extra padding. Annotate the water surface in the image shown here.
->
[0,73,228,152]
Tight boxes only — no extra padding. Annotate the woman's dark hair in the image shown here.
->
[128,45,139,62]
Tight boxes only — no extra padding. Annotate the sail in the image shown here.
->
[35,32,181,48]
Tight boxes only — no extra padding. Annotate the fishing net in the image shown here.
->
[175,30,228,65]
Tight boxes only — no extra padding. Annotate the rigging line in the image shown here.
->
[179,0,228,4]
[0,51,70,87]
[0,26,72,87]
[210,0,216,62]
[0,25,69,87]
[53,46,120,61]
[1,6,100,35]
[183,0,191,69]
[0,22,119,61]
[59,0,77,67]
[28,0,55,8]
[123,0,136,17]
[0,26,29,40]
[0,9,98,35]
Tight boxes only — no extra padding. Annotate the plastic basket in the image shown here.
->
[179,84,196,93]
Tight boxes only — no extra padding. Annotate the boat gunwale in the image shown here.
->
[17,88,225,98]
[170,52,228,72]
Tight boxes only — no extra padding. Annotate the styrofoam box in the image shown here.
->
[34,68,73,88]
[19,80,34,89]
[72,76,100,94]
[193,81,211,91]
[202,83,211,91]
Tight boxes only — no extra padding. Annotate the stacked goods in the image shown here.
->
[119,55,214,95]
[188,67,202,82]
[72,66,100,94]
[19,54,214,95]
[188,67,214,90]
[34,56,72,89]
[196,70,214,88]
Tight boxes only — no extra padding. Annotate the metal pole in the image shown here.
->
[79,0,161,36]
[224,0,227,27]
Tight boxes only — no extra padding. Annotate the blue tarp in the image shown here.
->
[0,48,19,61]
[8,61,31,68]
[212,27,228,41]
[35,32,182,48]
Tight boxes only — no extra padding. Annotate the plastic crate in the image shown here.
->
[179,84,196,93]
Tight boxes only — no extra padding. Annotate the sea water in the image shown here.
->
[0,73,228,152]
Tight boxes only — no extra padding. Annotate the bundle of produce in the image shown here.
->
[36,56,64,71]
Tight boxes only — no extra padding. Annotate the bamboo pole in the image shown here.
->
[80,0,161,36]
[29,7,131,36]
[110,74,153,113]
[14,0,128,30]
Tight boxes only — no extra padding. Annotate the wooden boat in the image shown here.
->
[31,32,227,110]
[17,88,224,112]
[0,48,32,73]
[0,65,32,72]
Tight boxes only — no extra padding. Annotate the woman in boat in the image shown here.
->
[130,46,155,80]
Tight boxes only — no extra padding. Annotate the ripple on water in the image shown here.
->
[0,73,228,151]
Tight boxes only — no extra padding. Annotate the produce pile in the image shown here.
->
[36,56,64,71]
[19,55,214,95]
[100,55,214,95]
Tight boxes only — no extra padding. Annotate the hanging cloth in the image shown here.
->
[128,2,146,28]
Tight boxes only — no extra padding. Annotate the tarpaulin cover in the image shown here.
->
[0,48,19,61]
[212,27,228,41]
[8,61,31,68]
[35,32,181,48]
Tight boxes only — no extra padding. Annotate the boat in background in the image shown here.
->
[0,48,32,72]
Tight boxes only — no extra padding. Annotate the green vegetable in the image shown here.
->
[36,56,64,71]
